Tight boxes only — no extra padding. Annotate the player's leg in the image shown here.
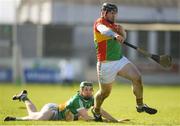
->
[94,83,113,112]
[24,100,37,115]
[117,63,143,104]
[4,91,58,121]
[4,103,57,121]
[12,90,37,115]
[4,90,38,121]
[117,63,157,114]
[92,83,112,121]
[4,110,54,121]
[93,61,117,121]
[18,110,54,121]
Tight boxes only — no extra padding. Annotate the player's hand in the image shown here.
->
[65,110,74,121]
[115,24,122,34]
[115,34,124,43]
[114,24,127,41]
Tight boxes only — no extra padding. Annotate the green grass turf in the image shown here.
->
[0,83,180,126]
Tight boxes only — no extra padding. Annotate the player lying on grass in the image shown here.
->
[4,81,129,122]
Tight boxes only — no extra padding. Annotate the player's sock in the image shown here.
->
[136,98,143,106]
[14,117,24,121]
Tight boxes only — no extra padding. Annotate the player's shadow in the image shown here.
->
[18,106,26,109]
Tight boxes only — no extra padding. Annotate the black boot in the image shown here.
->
[91,108,103,122]
[136,104,157,114]
[4,116,16,121]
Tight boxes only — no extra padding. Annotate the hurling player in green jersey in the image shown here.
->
[4,81,129,122]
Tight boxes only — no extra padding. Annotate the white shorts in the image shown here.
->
[97,56,131,84]
[40,103,59,120]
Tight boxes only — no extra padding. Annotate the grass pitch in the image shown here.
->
[0,83,180,126]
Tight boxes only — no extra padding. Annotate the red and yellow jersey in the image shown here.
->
[93,18,123,62]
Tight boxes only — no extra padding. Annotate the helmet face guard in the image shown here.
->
[101,3,118,13]
[80,81,93,89]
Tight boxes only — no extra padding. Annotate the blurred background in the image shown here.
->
[0,0,179,85]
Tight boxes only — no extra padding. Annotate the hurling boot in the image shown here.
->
[136,104,157,114]
[12,90,28,102]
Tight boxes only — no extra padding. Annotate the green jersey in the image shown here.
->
[58,92,94,120]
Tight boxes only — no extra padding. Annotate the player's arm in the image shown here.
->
[74,99,94,121]
[100,108,130,122]
[96,23,125,43]
[77,108,94,121]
